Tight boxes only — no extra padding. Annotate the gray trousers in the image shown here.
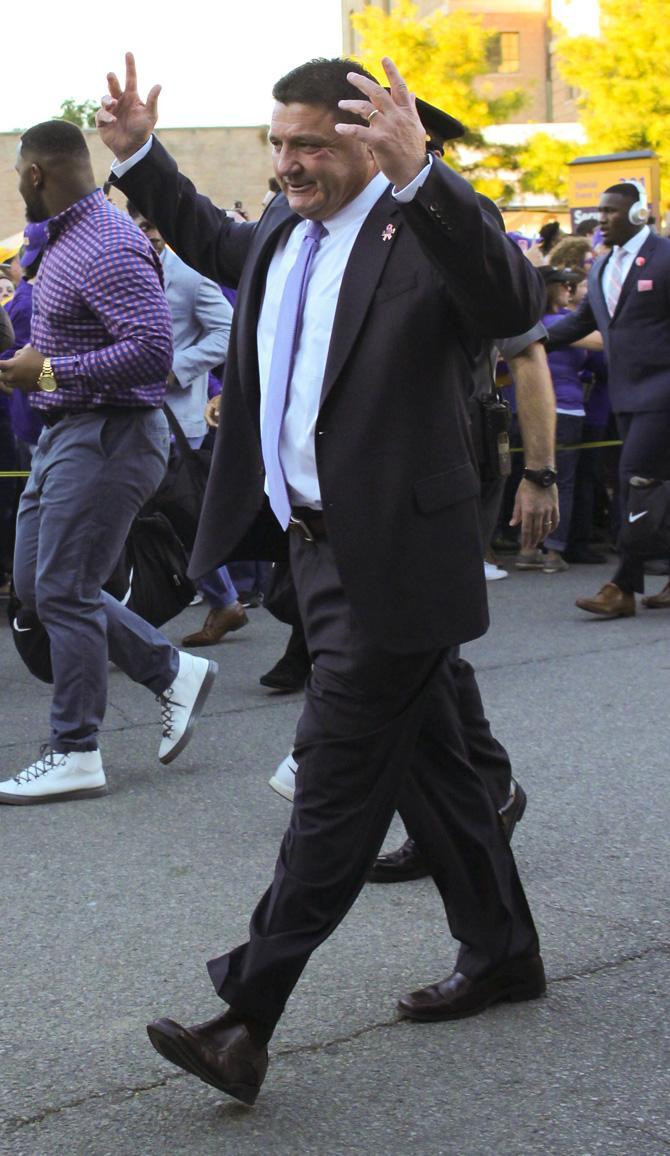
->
[13,408,179,753]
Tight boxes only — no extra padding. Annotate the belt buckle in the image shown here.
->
[289,515,315,543]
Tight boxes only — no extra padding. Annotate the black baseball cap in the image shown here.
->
[538,266,577,286]
[384,90,467,146]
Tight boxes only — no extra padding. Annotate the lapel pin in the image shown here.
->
[381,223,396,243]
[635,256,646,267]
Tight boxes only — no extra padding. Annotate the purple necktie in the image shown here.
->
[261,219,327,528]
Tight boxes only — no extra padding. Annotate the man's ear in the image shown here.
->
[29,161,44,189]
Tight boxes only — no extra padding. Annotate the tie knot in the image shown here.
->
[305,220,327,244]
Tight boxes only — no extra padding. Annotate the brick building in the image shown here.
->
[342,0,580,124]
[0,124,275,241]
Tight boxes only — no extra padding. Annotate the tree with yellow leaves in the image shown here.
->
[555,0,670,199]
[351,0,524,200]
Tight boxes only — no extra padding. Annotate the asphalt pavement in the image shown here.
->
[1,563,668,1156]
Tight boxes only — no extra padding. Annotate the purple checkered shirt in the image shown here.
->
[30,188,173,413]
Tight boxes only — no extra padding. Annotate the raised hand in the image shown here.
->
[335,57,427,191]
[96,52,161,161]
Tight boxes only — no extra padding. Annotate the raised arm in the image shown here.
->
[337,58,544,337]
[97,53,256,286]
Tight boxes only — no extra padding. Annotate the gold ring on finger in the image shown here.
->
[367,109,380,122]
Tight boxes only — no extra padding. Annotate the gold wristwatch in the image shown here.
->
[37,357,58,393]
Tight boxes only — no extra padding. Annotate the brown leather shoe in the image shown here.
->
[398,953,546,1022]
[182,603,248,647]
[368,837,429,883]
[641,581,670,609]
[575,582,636,618]
[146,1012,268,1104]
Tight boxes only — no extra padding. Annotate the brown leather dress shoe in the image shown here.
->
[182,602,248,647]
[641,581,670,609]
[575,582,636,618]
[368,837,429,883]
[499,779,527,841]
[146,1012,268,1104]
[398,953,546,1022]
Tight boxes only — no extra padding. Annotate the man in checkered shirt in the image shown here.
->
[0,120,217,804]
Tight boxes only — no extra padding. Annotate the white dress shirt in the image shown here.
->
[112,140,432,508]
[600,225,650,305]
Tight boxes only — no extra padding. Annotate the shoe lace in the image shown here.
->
[14,746,67,785]
[156,686,177,738]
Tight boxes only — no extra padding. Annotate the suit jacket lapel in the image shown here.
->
[235,202,299,424]
[612,232,657,320]
[320,188,401,407]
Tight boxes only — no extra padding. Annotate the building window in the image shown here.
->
[486,31,521,75]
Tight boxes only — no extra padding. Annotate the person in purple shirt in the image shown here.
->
[2,222,49,460]
[537,266,591,572]
[0,120,218,804]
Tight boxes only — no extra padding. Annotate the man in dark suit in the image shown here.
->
[98,52,546,1105]
[547,182,670,616]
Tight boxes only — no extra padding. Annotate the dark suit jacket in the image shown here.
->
[117,141,543,653]
[546,231,670,414]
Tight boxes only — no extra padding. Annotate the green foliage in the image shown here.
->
[555,0,670,198]
[518,133,580,202]
[56,98,98,129]
[351,0,525,194]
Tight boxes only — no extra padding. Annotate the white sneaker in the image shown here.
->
[157,652,218,764]
[484,561,509,581]
[269,752,297,802]
[0,748,107,804]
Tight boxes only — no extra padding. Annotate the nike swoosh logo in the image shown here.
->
[12,618,32,633]
[628,510,648,523]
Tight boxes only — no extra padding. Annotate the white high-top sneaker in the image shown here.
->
[0,748,107,805]
[269,752,297,802]
[157,652,218,764]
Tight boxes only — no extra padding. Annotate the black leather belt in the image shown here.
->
[289,507,327,541]
[41,405,155,428]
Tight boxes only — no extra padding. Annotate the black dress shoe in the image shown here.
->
[368,837,429,883]
[398,953,546,1021]
[146,1013,268,1104]
[259,652,310,692]
[499,779,527,842]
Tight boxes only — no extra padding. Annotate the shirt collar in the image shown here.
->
[613,225,650,259]
[47,188,105,242]
[315,170,391,239]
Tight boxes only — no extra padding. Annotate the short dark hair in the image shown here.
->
[272,57,379,124]
[126,200,141,219]
[21,119,90,163]
[602,182,641,203]
[575,217,598,236]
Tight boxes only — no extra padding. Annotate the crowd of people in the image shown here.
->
[0,49,667,1112]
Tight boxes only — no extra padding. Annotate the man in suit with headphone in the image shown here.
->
[98,53,545,1105]
[548,181,670,616]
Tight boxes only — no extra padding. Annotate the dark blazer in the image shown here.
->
[546,231,670,414]
[117,141,543,653]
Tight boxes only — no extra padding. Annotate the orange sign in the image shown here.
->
[567,152,660,229]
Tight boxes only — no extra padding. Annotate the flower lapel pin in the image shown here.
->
[381,223,397,243]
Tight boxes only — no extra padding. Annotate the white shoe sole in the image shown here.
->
[159,660,218,765]
[0,783,109,805]
[268,774,295,803]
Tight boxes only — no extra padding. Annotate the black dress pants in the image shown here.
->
[207,535,538,1031]
[611,410,670,592]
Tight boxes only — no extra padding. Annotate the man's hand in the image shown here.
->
[0,346,46,395]
[510,478,559,550]
[335,58,427,190]
[96,51,161,161]
[204,394,220,429]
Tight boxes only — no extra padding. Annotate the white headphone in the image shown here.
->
[627,179,649,226]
